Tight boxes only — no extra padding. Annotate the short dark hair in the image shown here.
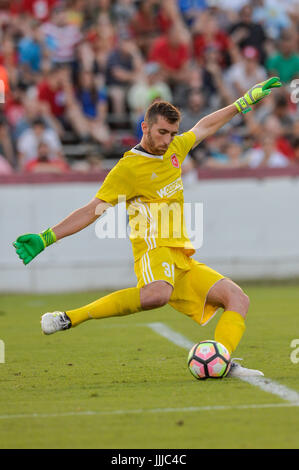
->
[144,101,181,126]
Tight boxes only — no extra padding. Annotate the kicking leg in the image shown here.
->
[41,281,172,335]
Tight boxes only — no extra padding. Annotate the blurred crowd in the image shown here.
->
[0,0,298,176]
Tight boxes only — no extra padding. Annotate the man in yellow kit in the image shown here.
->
[13,77,282,377]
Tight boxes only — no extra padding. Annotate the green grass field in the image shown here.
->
[1,284,299,449]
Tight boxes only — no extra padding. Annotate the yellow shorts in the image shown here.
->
[134,247,225,325]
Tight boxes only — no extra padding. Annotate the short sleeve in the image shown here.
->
[95,158,136,206]
[170,131,197,164]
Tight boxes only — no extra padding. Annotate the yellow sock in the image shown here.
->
[214,310,246,355]
[66,287,142,327]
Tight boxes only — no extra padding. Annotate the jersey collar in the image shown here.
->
[131,145,164,160]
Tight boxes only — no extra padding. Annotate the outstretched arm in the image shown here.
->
[51,198,109,241]
[190,104,238,147]
[190,77,282,147]
[13,198,110,265]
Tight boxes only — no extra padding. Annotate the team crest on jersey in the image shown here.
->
[171,154,180,168]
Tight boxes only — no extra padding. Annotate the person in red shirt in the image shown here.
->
[25,141,69,173]
[38,65,67,119]
[129,0,161,57]
[148,22,191,85]
[192,12,232,68]
[15,0,58,22]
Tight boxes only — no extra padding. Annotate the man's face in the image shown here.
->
[53,10,67,27]
[142,115,179,155]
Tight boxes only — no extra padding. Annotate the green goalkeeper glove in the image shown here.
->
[13,228,56,265]
[234,76,282,114]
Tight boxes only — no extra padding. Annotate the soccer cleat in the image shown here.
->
[41,311,71,335]
[227,359,264,378]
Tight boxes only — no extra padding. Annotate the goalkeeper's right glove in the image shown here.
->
[13,228,56,265]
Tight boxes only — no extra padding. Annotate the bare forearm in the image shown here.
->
[51,207,97,241]
[51,199,107,241]
[198,104,237,136]
[191,104,238,146]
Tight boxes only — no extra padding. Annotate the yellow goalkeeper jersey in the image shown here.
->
[95,130,197,261]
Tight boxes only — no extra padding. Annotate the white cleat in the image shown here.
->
[227,359,264,378]
[41,311,71,335]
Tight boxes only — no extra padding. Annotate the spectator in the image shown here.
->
[172,60,226,109]
[129,0,161,57]
[0,37,18,89]
[4,85,26,132]
[105,30,143,116]
[156,0,181,33]
[204,130,229,163]
[39,4,82,66]
[66,70,112,147]
[127,61,173,121]
[12,92,57,140]
[65,0,86,28]
[266,29,299,84]
[246,113,296,161]
[17,117,64,169]
[0,153,13,175]
[204,139,248,168]
[263,115,295,160]
[37,64,75,136]
[22,0,58,23]
[192,11,232,68]
[203,48,236,108]
[18,20,43,74]
[224,46,267,100]
[244,135,290,168]
[25,141,69,173]
[180,89,209,133]
[79,14,116,74]
[178,0,207,26]
[148,21,191,86]
[229,4,267,64]
[270,91,296,136]
[38,64,67,119]
[112,0,136,32]
[252,0,292,40]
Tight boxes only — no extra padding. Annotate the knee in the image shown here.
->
[140,282,173,310]
[227,288,250,318]
[239,291,250,316]
[150,292,171,308]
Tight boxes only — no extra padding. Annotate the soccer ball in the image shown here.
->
[188,340,231,380]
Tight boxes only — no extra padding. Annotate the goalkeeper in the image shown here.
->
[13,77,281,378]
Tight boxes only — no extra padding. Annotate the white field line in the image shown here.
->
[0,403,298,421]
[147,322,299,405]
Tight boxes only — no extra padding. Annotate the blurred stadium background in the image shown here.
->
[0,0,298,292]
[1,0,299,451]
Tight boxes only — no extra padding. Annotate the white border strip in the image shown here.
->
[147,322,299,404]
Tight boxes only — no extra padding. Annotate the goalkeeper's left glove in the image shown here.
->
[234,76,282,114]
